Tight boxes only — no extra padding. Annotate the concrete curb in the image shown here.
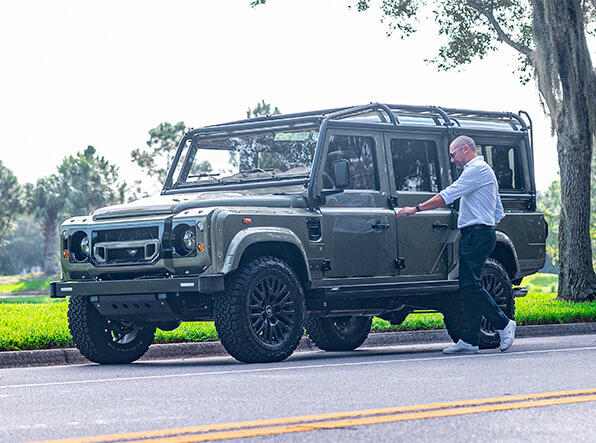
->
[1,322,595,369]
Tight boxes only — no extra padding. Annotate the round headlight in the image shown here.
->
[80,236,90,256]
[183,229,196,251]
[70,231,89,262]
[173,224,196,257]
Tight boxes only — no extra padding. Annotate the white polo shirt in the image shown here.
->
[440,156,505,229]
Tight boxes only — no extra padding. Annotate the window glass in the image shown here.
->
[390,139,439,192]
[323,135,379,190]
[478,144,523,190]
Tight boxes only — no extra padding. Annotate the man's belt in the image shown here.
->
[460,224,495,234]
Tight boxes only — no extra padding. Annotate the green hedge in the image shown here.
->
[1,283,595,352]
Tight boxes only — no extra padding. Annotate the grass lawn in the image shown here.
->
[0,273,58,295]
[0,273,594,352]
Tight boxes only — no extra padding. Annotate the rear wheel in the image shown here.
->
[442,258,514,349]
[304,315,372,351]
[214,256,305,363]
[68,295,155,364]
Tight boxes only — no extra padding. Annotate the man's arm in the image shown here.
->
[397,193,446,218]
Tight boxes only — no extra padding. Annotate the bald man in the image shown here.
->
[398,135,516,354]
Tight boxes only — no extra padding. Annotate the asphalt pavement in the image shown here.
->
[1,333,596,442]
[1,322,595,369]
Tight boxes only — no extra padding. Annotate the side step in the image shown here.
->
[513,287,528,298]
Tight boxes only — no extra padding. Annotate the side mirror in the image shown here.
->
[333,159,350,189]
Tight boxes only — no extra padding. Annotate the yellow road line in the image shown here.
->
[40,388,596,443]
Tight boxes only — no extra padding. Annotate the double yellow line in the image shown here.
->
[45,388,596,443]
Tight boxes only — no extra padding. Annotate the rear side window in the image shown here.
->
[478,144,524,191]
[323,135,379,190]
[390,139,439,192]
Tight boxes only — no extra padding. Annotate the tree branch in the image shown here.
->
[467,1,534,60]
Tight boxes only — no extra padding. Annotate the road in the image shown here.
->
[1,334,595,442]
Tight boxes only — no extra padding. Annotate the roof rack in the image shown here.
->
[187,103,528,139]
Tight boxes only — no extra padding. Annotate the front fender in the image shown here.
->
[221,227,311,279]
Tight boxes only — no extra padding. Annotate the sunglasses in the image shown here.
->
[449,144,467,159]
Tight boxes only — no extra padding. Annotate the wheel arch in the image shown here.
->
[221,227,311,286]
[492,231,520,280]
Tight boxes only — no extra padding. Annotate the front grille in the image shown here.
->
[92,226,160,265]
[93,227,159,243]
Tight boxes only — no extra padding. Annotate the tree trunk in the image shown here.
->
[532,0,596,301]
[41,215,58,276]
[557,118,596,300]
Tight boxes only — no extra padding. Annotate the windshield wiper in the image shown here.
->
[187,172,223,184]
[239,168,276,178]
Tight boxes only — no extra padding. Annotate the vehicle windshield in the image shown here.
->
[169,128,319,189]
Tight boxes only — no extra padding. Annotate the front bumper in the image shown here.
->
[50,274,225,298]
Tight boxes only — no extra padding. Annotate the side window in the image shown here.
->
[323,135,379,190]
[390,139,439,192]
[478,144,523,191]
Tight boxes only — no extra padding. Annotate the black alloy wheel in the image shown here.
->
[249,274,297,346]
[214,256,305,363]
[68,295,155,364]
[304,315,372,351]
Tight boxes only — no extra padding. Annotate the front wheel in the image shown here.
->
[442,258,514,349]
[214,256,305,363]
[304,315,372,351]
[68,295,155,364]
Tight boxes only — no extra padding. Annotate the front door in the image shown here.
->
[319,130,396,278]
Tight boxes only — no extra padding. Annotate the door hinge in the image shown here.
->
[388,196,398,208]
[394,258,406,269]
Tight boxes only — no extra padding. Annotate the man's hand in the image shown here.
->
[397,206,417,218]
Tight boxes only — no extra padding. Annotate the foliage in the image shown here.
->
[30,147,124,274]
[58,145,125,215]
[0,217,44,275]
[537,153,596,272]
[30,175,67,274]
[131,122,188,190]
[246,99,281,119]
[0,160,25,246]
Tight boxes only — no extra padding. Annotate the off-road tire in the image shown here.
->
[304,315,372,351]
[214,256,305,363]
[442,258,514,349]
[68,295,155,364]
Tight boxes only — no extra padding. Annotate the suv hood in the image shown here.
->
[93,191,307,220]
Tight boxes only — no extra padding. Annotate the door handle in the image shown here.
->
[372,222,390,230]
[432,223,450,229]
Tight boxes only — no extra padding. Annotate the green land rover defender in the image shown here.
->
[51,103,547,364]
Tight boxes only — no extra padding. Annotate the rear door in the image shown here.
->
[384,130,456,279]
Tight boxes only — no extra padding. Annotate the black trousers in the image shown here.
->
[458,226,509,346]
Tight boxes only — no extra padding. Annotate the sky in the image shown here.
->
[0,0,567,192]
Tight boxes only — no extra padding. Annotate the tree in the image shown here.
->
[31,146,124,275]
[247,100,281,118]
[255,0,596,301]
[131,122,188,189]
[0,216,44,275]
[0,160,25,246]
[31,175,66,275]
[58,145,124,216]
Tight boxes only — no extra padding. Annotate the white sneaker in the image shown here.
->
[443,339,479,354]
[498,320,516,352]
